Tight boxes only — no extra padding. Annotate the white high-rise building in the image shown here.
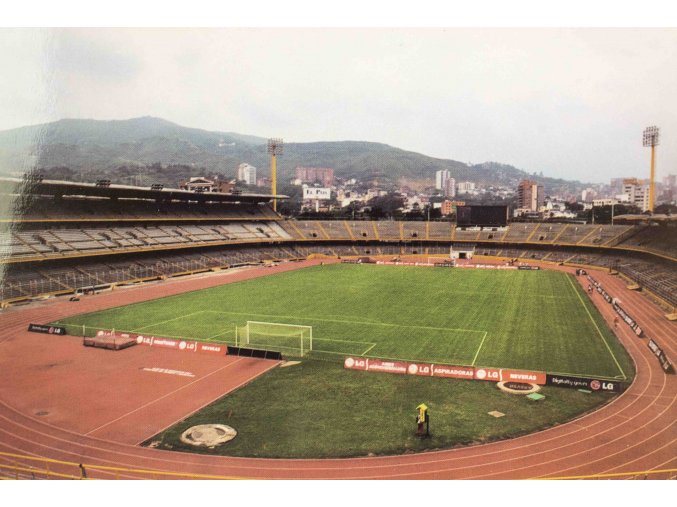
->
[622,178,649,211]
[435,170,455,197]
[435,170,449,190]
[445,177,456,197]
[237,163,257,186]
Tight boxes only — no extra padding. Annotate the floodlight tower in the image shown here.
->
[642,126,660,213]
[268,138,284,212]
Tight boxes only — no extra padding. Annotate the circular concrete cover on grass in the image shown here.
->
[496,381,541,395]
[180,424,237,448]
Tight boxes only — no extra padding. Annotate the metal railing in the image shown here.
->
[542,468,677,480]
[1,450,673,480]
[0,451,245,480]
[1,250,305,303]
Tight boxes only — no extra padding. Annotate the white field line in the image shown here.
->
[312,337,376,345]
[85,358,245,436]
[565,275,627,380]
[211,309,487,360]
[204,329,234,341]
[361,343,377,355]
[470,331,489,366]
[547,370,629,381]
[131,311,206,333]
[204,309,484,335]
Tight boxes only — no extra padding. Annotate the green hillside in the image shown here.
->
[0,116,581,193]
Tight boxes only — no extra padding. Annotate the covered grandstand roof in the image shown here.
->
[613,214,677,224]
[0,177,288,204]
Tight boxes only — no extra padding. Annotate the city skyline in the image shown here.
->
[1,27,676,185]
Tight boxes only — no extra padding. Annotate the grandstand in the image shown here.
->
[1,177,675,311]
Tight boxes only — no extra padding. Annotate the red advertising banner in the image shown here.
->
[473,367,502,382]
[366,359,408,375]
[474,367,545,384]
[105,331,226,355]
[149,337,182,349]
[343,357,545,385]
[197,342,227,354]
[407,363,434,376]
[500,369,546,385]
[343,357,368,370]
[343,357,408,374]
[431,364,475,379]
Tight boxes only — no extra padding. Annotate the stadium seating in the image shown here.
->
[501,223,540,242]
[4,221,292,261]
[278,220,325,240]
[453,226,483,241]
[2,198,280,222]
[554,224,599,245]
[315,221,353,240]
[474,246,677,307]
[1,192,675,310]
[347,221,378,240]
[375,221,402,240]
[616,225,677,258]
[0,243,307,302]
[402,222,430,240]
[476,227,509,241]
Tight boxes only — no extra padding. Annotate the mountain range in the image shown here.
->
[0,116,582,194]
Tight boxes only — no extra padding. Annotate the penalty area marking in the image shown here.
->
[470,331,489,366]
[362,342,377,355]
[203,309,485,337]
[565,275,627,380]
[308,337,378,356]
[131,311,207,332]
[61,308,485,359]
[205,329,234,341]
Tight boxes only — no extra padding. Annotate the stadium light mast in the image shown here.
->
[268,138,284,212]
[642,126,660,213]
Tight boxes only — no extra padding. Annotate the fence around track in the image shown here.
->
[542,468,677,480]
[1,450,673,480]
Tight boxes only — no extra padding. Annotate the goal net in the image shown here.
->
[235,321,313,357]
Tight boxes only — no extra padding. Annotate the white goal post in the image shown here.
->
[235,321,313,356]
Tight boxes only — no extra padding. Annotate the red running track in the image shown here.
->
[0,259,675,479]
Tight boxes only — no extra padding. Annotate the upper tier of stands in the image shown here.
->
[2,219,675,263]
[277,221,674,256]
[615,225,677,257]
[1,197,280,222]
[1,221,292,261]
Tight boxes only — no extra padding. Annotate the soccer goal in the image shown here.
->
[235,321,313,356]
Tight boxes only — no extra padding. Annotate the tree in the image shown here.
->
[655,203,677,215]
[565,202,584,212]
[365,194,405,219]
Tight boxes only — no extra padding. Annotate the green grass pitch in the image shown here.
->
[55,263,633,380]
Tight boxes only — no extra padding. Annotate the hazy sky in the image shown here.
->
[1,27,675,183]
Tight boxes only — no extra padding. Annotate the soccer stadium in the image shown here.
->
[0,176,674,479]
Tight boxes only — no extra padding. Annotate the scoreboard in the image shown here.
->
[456,205,508,227]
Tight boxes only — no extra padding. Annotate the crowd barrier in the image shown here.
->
[584,274,643,334]
[647,339,675,374]
[580,274,674,373]
[227,346,283,360]
[27,323,67,335]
